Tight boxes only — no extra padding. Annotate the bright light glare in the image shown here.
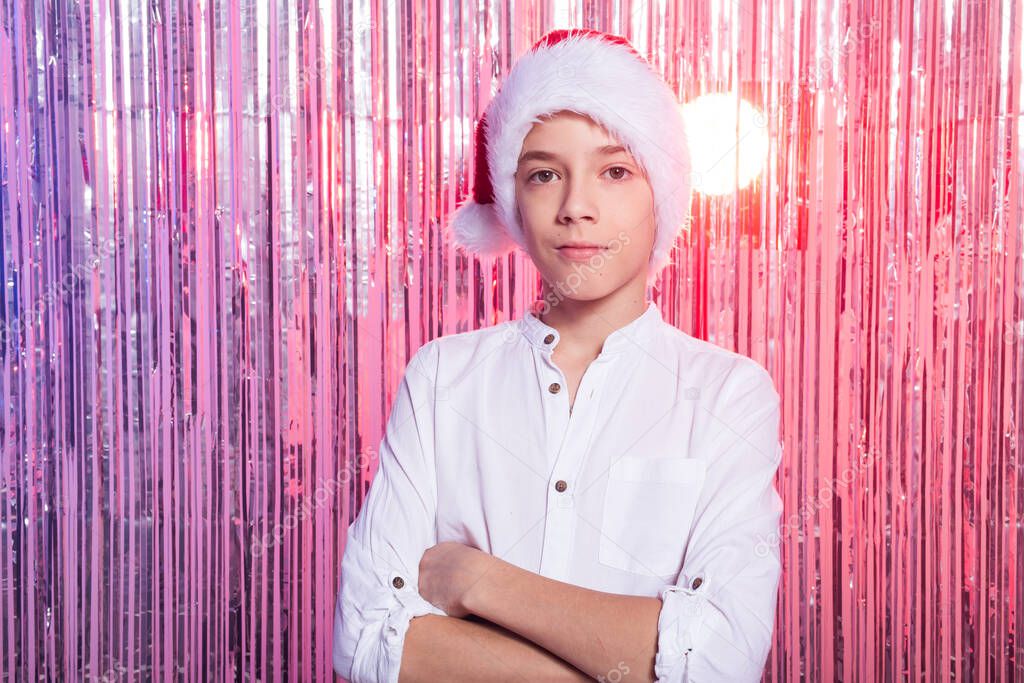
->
[681,93,770,196]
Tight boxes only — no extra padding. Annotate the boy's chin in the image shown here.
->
[539,276,633,303]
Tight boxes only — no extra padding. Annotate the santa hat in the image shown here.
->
[445,28,694,279]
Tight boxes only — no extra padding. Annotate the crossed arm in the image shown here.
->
[399,555,663,683]
[400,613,593,683]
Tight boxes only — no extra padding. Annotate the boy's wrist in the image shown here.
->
[461,552,507,617]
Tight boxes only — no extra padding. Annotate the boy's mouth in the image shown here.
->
[557,243,610,261]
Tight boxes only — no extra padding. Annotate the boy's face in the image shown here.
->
[513,110,656,300]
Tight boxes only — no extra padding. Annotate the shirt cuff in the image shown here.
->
[348,569,447,683]
[653,572,710,682]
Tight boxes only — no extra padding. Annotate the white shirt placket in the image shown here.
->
[536,348,609,582]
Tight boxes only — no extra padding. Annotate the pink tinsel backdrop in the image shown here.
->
[1,0,1022,680]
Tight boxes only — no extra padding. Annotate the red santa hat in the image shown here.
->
[446,28,694,279]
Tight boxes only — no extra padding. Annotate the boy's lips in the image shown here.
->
[556,245,610,261]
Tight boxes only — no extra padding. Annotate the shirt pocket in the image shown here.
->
[597,455,707,576]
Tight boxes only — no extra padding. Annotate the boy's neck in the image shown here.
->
[536,281,651,358]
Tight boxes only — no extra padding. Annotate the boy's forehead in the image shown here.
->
[521,114,631,152]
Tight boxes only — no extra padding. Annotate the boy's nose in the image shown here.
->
[558,181,599,225]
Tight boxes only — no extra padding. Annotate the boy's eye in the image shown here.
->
[528,169,558,184]
[605,166,632,181]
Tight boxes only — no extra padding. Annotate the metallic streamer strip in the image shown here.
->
[0,0,1021,680]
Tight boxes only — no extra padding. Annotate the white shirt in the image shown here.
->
[333,300,784,682]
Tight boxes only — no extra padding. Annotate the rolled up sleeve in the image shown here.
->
[333,340,447,683]
[654,359,784,682]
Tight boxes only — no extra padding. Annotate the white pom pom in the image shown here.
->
[445,199,520,257]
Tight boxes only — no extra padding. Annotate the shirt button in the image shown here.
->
[548,382,561,394]
[543,333,555,344]
[554,479,568,492]
[392,576,405,589]
[690,576,703,590]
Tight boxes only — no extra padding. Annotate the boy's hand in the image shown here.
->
[418,541,496,618]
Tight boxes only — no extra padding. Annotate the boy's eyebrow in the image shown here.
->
[517,144,632,166]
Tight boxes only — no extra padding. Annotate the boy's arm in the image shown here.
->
[398,614,592,683]
[333,341,591,683]
[461,359,785,683]
[462,561,663,681]
[332,341,448,683]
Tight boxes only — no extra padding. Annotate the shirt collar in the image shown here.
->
[517,299,663,356]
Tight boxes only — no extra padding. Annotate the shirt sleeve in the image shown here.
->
[333,340,448,683]
[653,358,784,682]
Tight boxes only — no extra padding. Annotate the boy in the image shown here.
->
[333,28,783,683]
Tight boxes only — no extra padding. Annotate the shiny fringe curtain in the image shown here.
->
[1,0,1022,680]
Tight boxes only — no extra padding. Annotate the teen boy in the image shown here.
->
[333,28,784,683]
